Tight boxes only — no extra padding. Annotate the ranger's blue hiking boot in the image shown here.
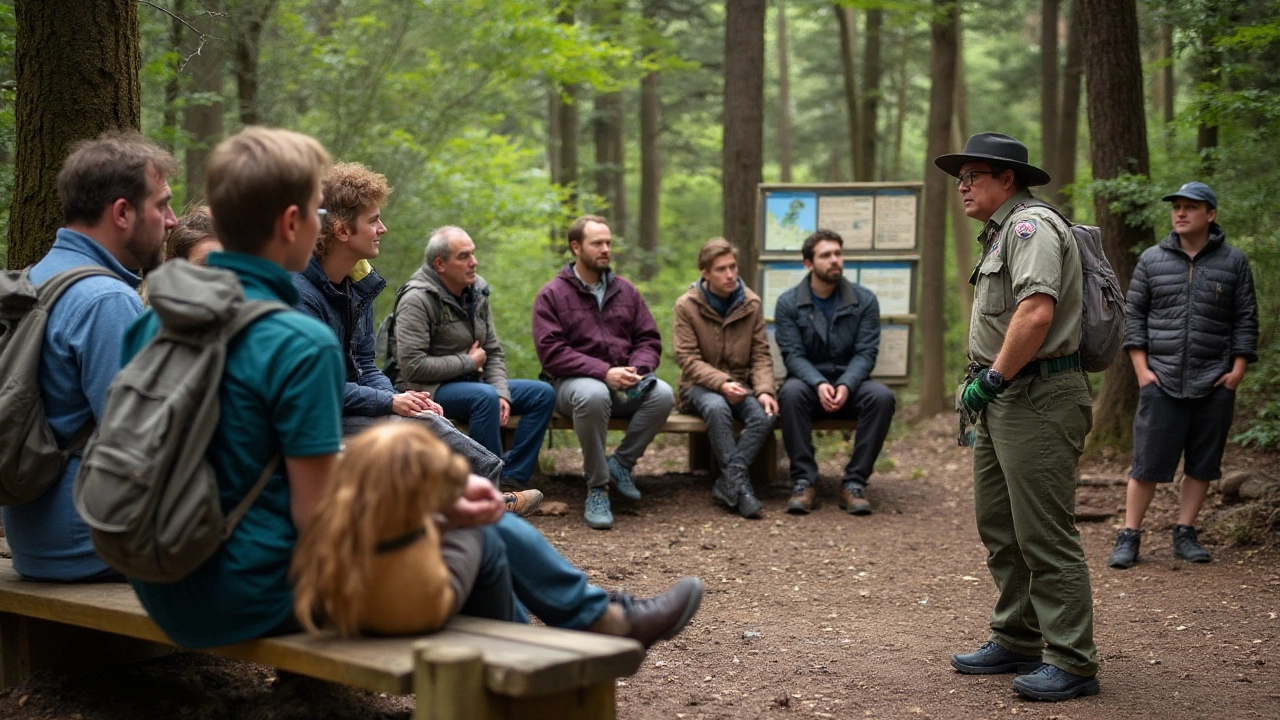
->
[607,455,641,500]
[1011,663,1100,701]
[584,487,614,530]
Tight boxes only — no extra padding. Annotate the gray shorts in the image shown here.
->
[1130,384,1235,483]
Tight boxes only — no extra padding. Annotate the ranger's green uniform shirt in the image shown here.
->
[968,191,1082,365]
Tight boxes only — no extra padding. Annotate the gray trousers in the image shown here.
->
[553,376,675,488]
[342,413,504,482]
[683,385,775,479]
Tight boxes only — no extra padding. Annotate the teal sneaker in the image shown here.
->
[606,455,641,500]
[584,487,614,530]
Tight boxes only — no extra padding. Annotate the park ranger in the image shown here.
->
[934,133,1099,702]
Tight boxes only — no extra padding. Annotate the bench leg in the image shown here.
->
[688,433,714,474]
[0,612,172,690]
[749,435,779,488]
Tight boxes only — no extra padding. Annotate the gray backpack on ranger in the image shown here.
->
[1023,200,1127,373]
[74,261,289,583]
[0,266,114,505]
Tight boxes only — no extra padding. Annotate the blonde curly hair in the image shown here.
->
[290,421,468,637]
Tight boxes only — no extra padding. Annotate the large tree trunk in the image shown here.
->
[230,0,278,126]
[1040,0,1061,203]
[835,6,862,183]
[161,0,186,153]
[776,0,792,182]
[919,0,957,418]
[891,35,907,179]
[950,10,972,336]
[8,0,140,269]
[557,7,579,207]
[182,2,225,202]
[638,0,661,280]
[858,9,882,181]
[594,91,626,236]
[722,0,766,291]
[1154,22,1175,154]
[1056,1,1083,217]
[1079,0,1153,450]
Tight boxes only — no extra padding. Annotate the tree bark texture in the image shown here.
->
[892,37,907,179]
[835,6,861,185]
[776,0,792,183]
[8,0,140,269]
[593,91,626,238]
[858,9,882,182]
[919,0,957,417]
[162,0,186,153]
[182,1,225,202]
[230,0,278,126]
[1079,0,1152,449]
[638,72,660,281]
[1040,0,1061,203]
[556,7,579,206]
[1056,2,1082,217]
[722,0,766,291]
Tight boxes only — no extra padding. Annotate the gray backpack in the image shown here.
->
[0,266,115,505]
[375,281,433,387]
[74,261,289,583]
[1023,201,1127,373]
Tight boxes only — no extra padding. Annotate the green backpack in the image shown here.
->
[0,266,114,505]
[74,261,288,583]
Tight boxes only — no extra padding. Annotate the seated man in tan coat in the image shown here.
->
[673,238,777,518]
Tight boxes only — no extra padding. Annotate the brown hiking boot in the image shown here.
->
[503,489,544,517]
[839,483,871,515]
[592,577,704,648]
[785,483,817,514]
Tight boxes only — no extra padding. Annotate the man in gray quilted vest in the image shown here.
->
[1108,182,1258,570]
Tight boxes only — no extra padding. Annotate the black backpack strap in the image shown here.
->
[222,453,281,540]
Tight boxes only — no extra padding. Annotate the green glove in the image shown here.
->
[961,369,1007,414]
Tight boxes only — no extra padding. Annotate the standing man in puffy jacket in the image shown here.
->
[673,237,776,519]
[393,226,556,493]
[1107,182,1258,569]
[292,163,540,515]
[533,215,675,530]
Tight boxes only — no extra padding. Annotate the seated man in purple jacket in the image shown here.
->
[532,215,674,530]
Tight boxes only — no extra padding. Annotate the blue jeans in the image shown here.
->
[434,380,555,484]
[469,514,610,630]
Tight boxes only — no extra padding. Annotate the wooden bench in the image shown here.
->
[0,559,643,719]
[501,412,858,486]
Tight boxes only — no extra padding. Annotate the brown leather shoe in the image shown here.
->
[608,577,704,648]
[839,483,871,515]
[503,489,544,517]
[786,483,817,514]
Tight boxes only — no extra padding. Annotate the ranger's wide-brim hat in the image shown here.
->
[933,132,1052,187]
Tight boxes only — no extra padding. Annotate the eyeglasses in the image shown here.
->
[955,170,993,189]
[316,208,328,221]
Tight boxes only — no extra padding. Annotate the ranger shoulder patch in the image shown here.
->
[1013,219,1037,239]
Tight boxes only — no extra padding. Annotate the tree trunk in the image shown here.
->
[8,0,140,269]
[230,0,278,126]
[594,91,626,236]
[722,0,766,291]
[892,36,907,179]
[858,9,882,181]
[161,0,185,153]
[1157,23,1175,154]
[557,7,579,207]
[182,2,225,202]
[638,72,660,280]
[1079,0,1153,450]
[950,10,972,336]
[835,5,862,184]
[919,0,957,418]
[1040,0,1061,203]
[1056,1,1083,217]
[776,0,792,182]
[547,87,561,184]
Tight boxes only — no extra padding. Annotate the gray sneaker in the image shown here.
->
[1107,528,1142,569]
[584,487,614,530]
[606,455,641,500]
[1172,525,1211,563]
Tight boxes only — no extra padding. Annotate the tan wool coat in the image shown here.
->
[672,281,776,412]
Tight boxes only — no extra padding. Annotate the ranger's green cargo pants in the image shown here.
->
[972,369,1098,676]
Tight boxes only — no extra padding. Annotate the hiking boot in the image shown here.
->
[604,577,704,648]
[1172,525,1211,563]
[606,455,641,500]
[711,474,739,509]
[584,487,613,530]
[1106,528,1142,569]
[839,483,872,516]
[950,641,1043,675]
[1011,663,1100,701]
[785,483,817,514]
[735,478,763,519]
[503,489,544,517]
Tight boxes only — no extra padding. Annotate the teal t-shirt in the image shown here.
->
[125,252,344,648]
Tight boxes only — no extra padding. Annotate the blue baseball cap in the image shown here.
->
[1161,181,1217,209]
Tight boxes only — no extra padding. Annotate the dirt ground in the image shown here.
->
[2,410,1277,720]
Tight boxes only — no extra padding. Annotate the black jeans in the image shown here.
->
[778,377,896,487]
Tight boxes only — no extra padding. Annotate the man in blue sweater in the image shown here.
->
[3,131,176,581]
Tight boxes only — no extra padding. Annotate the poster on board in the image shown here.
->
[873,193,917,250]
[763,191,817,251]
[816,194,874,249]
[857,262,913,316]
[871,324,911,378]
